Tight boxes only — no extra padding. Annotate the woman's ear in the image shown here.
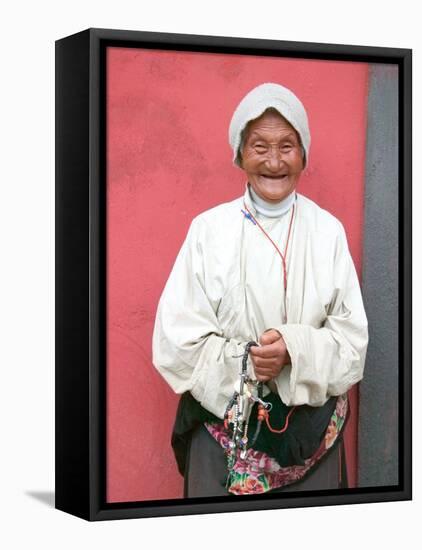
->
[299,143,306,170]
[238,125,249,168]
[237,152,243,168]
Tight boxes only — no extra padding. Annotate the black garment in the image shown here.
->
[171,390,340,476]
[244,391,337,466]
[171,392,220,476]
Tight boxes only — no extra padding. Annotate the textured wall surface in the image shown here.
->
[359,64,399,487]
[106,47,369,502]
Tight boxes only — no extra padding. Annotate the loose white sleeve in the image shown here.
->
[152,218,250,419]
[275,224,369,407]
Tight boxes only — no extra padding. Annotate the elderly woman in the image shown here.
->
[152,83,368,497]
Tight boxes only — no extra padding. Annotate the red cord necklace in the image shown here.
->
[242,199,296,323]
[241,197,298,433]
[257,401,297,433]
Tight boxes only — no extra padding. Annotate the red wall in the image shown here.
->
[106,46,369,502]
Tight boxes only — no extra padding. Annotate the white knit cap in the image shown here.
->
[229,82,311,167]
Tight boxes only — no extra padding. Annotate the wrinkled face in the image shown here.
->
[240,109,304,203]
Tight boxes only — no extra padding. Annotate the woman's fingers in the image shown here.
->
[250,341,283,358]
[250,332,288,380]
[252,356,280,368]
[259,329,282,346]
[253,362,283,379]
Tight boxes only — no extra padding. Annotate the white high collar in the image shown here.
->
[248,184,296,218]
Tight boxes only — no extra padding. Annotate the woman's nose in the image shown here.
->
[265,148,283,172]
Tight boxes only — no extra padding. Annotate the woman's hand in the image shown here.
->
[250,329,291,382]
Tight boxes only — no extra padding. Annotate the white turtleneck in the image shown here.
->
[248,184,296,218]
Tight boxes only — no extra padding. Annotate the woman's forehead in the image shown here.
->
[244,111,299,141]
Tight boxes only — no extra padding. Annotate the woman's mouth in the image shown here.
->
[259,174,288,181]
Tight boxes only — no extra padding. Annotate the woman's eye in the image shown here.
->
[281,144,293,151]
[254,145,267,153]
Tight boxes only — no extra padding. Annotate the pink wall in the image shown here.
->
[106,46,369,502]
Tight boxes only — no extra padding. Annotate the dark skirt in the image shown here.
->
[172,391,348,498]
[184,423,348,497]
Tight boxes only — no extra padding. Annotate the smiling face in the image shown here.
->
[240,109,304,203]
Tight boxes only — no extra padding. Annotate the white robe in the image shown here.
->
[152,186,368,419]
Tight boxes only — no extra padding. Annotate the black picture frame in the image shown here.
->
[55,27,412,521]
